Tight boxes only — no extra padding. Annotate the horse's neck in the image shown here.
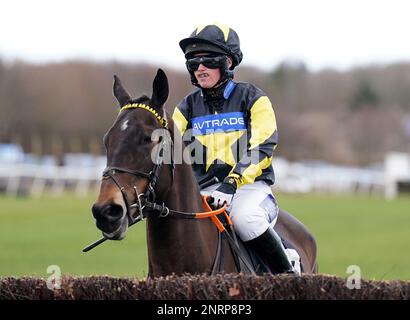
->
[146,162,217,276]
[158,124,203,212]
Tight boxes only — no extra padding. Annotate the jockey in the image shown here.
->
[172,23,295,274]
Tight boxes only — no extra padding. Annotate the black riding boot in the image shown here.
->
[246,227,295,274]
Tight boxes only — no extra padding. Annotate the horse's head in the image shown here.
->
[92,69,171,240]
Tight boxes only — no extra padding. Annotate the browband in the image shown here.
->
[119,103,168,128]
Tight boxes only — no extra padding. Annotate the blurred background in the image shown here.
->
[1,0,409,280]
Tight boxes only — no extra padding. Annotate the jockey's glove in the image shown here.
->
[210,177,237,208]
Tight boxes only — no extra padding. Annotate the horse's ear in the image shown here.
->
[151,69,169,110]
[113,75,131,107]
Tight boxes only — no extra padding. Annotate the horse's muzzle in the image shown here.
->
[92,202,125,236]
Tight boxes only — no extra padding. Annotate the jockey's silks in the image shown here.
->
[173,81,277,189]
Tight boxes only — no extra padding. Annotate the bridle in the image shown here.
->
[102,103,174,224]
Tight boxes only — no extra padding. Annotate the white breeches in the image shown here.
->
[201,181,279,242]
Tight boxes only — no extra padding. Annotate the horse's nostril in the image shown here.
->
[92,203,124,222]
[105,204,124,221]
[92,203,104,220]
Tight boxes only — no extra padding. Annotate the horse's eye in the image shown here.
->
[143,135,152,143]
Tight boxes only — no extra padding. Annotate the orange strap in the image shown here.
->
[195,196,233,233]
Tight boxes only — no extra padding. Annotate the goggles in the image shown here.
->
[185,55,226,72]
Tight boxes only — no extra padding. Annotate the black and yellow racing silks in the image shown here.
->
[172,81,278,189]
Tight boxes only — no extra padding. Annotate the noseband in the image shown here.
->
[102,103,174,224]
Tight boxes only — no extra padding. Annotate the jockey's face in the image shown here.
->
[193,55,222,89]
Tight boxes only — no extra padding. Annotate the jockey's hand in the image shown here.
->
[210,177,237,208]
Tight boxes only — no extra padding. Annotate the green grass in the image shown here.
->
[1,192,409,280]
[276,193,410,281]
[0,193,148,278]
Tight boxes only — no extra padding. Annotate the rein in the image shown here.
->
[84,194,256,274]
[83,196,230,252]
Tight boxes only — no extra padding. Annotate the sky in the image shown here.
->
[1,0,410,72]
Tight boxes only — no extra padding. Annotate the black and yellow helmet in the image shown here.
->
[179,23,243,69]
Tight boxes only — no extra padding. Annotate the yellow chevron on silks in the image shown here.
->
[249,96,277,150]
[172,107,188,135]
[232,156,273,188]
[196,22,230,42]
[196,131,245,171]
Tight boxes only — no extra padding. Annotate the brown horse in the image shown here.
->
[91,69,317,277]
